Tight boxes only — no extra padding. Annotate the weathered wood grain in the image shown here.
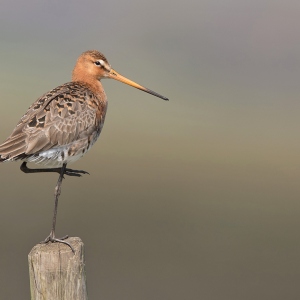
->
[28,237,87,300]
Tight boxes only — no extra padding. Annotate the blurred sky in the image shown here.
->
[1,0,300,299]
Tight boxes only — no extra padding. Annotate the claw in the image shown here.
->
[41,234,75,253]
[64,168,90,177]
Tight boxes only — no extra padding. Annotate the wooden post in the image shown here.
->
[28,237,88,300]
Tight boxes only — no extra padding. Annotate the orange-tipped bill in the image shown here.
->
[107,68,169,101]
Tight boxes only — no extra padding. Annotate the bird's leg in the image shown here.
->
[20,161,89,253]
[41,163,75,253]
[20,161,89,177]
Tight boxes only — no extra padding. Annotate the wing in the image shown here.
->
[0,82,102,161]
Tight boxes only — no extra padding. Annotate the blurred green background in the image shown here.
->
[1,0,300,299]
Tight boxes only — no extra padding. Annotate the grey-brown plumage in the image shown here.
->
[0,82,107,166]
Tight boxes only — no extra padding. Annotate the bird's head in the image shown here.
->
[72,50,168,101]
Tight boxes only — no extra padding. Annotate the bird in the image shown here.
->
[0,50,168,252]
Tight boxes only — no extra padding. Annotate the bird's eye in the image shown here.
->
[94,61,101,66]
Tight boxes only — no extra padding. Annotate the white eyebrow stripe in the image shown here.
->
[97,59,111,71]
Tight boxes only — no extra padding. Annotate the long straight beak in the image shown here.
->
[107,68,169,101]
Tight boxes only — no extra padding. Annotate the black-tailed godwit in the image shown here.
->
[0,50,168,251]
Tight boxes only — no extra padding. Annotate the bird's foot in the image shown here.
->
[41,233,75,253]
[64,168,90,177]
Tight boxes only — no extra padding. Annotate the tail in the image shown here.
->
[0,148,7,162]
[0,131,28,163]
[0,154,8,162]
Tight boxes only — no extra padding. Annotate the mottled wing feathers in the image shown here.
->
[0,82,101,161]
